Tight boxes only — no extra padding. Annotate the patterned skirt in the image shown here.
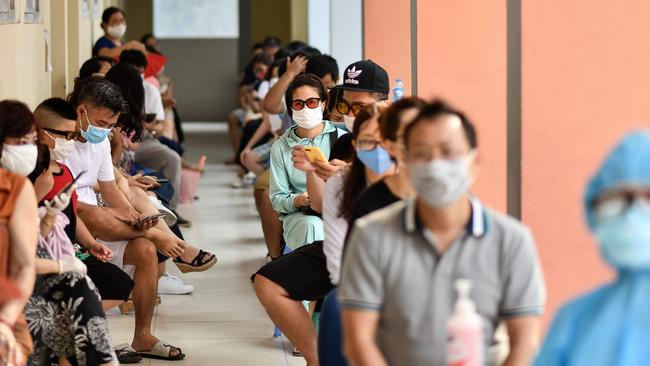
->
[24,248,117,366]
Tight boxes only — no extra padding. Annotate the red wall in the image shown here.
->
[416,0,507,212]
[362,0,650,328]
[363,1,412,98]
[521,0,650,321]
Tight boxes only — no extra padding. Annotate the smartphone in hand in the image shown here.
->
[303,147,327,162]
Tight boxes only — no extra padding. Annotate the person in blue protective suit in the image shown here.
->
[535,130,650,366]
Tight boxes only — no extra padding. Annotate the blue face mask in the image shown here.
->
[79,108,111,144]
[594,203,650,270]
[356,147,393,174]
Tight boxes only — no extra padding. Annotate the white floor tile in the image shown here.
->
[108,164,299,365]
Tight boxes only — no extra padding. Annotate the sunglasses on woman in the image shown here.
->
[291,98,322,111]
[43,128,79,141]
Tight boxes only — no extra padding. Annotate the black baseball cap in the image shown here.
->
[339,59,389,94]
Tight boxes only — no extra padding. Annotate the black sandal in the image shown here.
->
[115,345,142,364]
[174,249,217,273]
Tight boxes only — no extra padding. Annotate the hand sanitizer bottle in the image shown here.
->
[447,279,484,366]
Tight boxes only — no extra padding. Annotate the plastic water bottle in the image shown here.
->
[392,79,404,102]
[447,279,484,366]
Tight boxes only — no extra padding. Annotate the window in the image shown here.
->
[153,0,238,39]
[24,0,42,24]
[0,0,18,24]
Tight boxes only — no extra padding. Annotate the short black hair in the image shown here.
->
[0,100,35,151]
[274,48,290,60]
[284,74,328,117]
[78,58,104,80]
[78,56,115,80]
[140,33,155,44]
[278,47,322,77]
[403,99,477,149]
[251,53,272,66]
[96,56,117,66]
[67,77,127,117]
[102,6,125,24]
[120,49,148,69]
[263,36,281,49]
[326,86,343,114]
[104,63,145,141]
[36,98,78,121]
[291,46,321,60]
[306,54,339,82]
[286,41,307,53]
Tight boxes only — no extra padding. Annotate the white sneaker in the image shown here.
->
[242,172,256,185]
[230,177,244,188]
[158,272,194,295]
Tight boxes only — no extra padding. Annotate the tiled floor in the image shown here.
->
[106,163,305,366]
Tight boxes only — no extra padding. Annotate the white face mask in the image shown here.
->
[107,24,126,39]
[408,152,475,208]
[343,114,355,132]
[46,132,76,161]
[1,144,38,176]
[269,114,283,131]
[292,105,323,129]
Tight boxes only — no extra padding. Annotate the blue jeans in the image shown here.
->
[318,289,348,366]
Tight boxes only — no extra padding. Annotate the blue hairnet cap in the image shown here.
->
[585,130,650,229]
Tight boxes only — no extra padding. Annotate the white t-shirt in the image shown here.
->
[322,171,349,285]
[257,80,271,100]
[144,79,165,121]
[63,139,115,205]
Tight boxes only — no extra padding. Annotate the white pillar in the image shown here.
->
[330,0,363,76]
[307,0,330,54]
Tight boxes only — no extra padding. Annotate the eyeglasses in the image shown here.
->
[291,98,322,111]
[407,148,474,163]
[336,100,366,116]
[43,128,79,141]
[355,139,382,151]
[593,191,650,221]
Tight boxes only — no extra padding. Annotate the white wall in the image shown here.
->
[0,0,52,108]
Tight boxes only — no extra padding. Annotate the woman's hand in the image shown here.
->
[88,242,114,262]
[292,146,316,172]
[44,188,75,216]
[58,256,87,275]
[294,193,310,208]
[313,159,348,181]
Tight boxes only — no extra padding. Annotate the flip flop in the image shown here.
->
[114,344,142,364]
[137,340,185,361]
[174,249,217,273]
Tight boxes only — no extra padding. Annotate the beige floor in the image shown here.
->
[107,164,305,366]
